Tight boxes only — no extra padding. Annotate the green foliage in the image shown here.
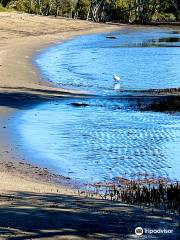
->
[1,0,12,7]
[115,0,132,22]
[104,0,127,22]
[153,12,176,21]
[0,3,6,11]
[14,0,31,13]
[76,0,90,20]
[1,0,178,23]
[159,0,173,12]
[59,0,74,16]
[0,3,13,11]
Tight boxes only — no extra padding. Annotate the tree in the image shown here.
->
[0,0,11,7]
[133,0,160,24]
[2,0,178,23]
[74,0,91,19]
[171,0,180,19]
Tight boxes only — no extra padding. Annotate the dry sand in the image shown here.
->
[0,11,122,194]
[0,12,179,239]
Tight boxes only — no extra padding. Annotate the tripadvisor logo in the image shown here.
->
[135,227,143,236]
[135,227,173,236]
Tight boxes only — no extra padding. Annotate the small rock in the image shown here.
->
[106,36,117,39]
[71,102,89,107]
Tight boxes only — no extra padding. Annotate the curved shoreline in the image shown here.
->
[0,12,124,194]
[1,13,180,192]
[0,12,179,240]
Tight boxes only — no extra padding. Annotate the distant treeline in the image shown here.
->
[1,0,180,23]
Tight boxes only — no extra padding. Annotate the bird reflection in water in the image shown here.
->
[114,82,120,91]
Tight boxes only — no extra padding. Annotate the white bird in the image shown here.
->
[113,73,120,81]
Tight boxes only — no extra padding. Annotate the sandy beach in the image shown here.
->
[0,12,179,239]
[0,11,122,193]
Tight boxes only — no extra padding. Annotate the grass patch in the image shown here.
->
[0,4,13,12]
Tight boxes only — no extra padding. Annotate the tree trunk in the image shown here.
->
[171,0,180,20]
[74,0,80,19]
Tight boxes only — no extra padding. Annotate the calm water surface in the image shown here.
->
[13,27,180,183]
[36,27,180,94]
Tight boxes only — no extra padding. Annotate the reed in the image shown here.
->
[79,174,180,214]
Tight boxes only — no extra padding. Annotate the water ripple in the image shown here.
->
[13,99,180,183]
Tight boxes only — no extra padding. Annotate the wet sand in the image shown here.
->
[0,11,122,194]
[0,12,179,239]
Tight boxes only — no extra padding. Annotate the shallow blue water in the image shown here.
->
[12,27,180,183]
[36,27,180,94]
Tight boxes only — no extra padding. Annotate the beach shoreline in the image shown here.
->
[0,11,180,194]
[0,12,179,239]
[0,11,124,194]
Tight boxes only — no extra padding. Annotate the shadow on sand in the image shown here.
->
[0,87,180,112]
[0,87,89,110]
[0,191,179,239]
